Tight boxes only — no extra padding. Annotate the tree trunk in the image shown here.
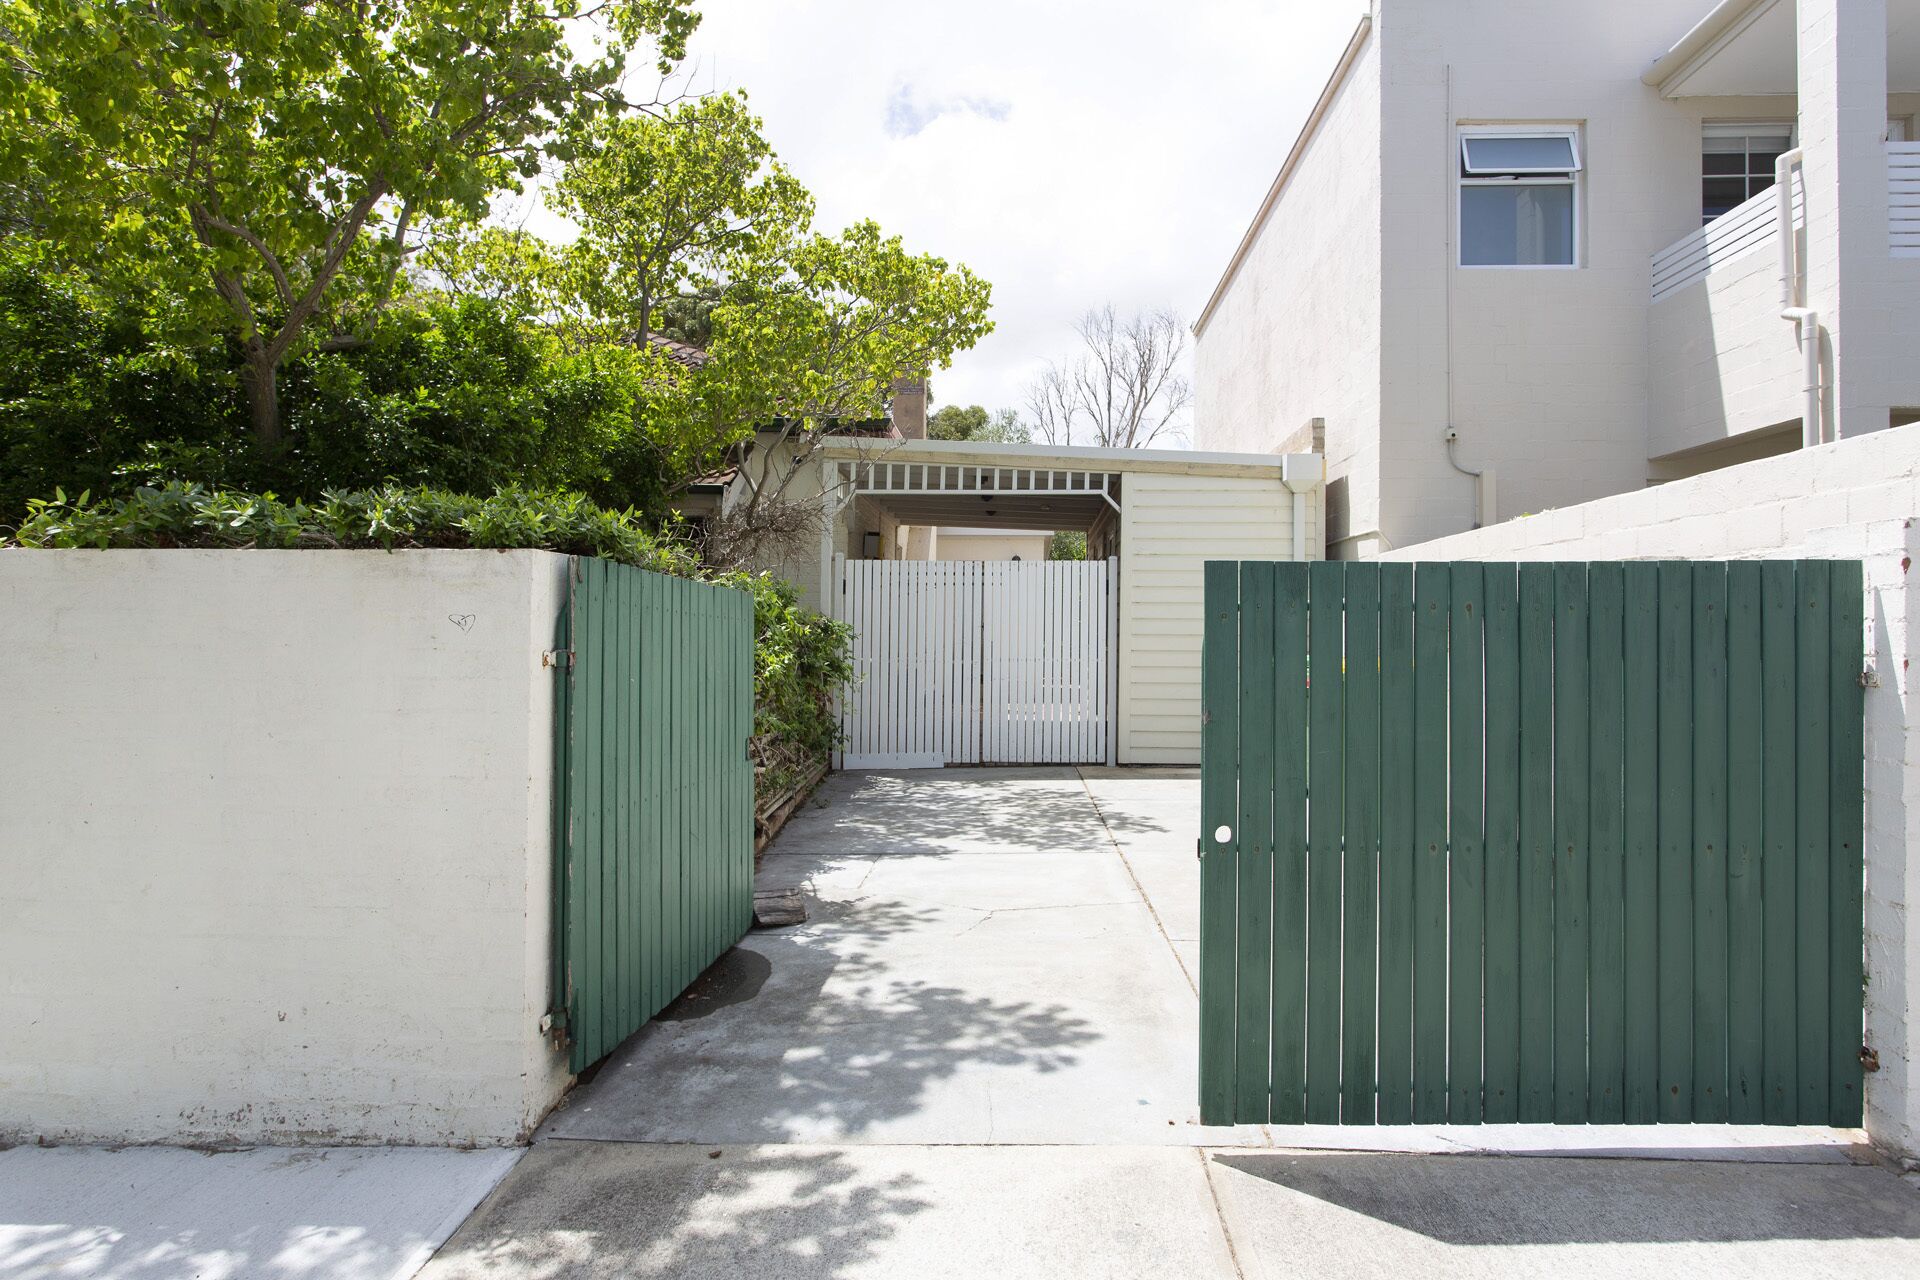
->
[240,343,282,448]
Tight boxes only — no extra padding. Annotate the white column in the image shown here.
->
[1799,0,1892,438]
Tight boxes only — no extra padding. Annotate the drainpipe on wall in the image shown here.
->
[1776,149,1825,449]
[1443,429,1496,529]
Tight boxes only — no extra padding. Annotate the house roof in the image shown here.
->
[646,334,711,369]
[1192,14,1373,337]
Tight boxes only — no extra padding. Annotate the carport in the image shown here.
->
[811,438,1326,767]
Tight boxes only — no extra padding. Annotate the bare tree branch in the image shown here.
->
[1022,305,1191,448]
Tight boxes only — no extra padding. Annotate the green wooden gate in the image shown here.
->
[1199,560,1865,1127]
[549,556,755,1073]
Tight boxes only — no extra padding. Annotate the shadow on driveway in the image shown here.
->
[1212,1149,1920,1245]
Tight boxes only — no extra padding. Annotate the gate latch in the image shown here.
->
[543,649,574,669]
[1859,668,1879,689]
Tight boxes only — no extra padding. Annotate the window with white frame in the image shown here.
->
[1702,122,1793,223]
[1458,128,1581,267]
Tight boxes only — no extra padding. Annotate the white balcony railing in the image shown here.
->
[1891,142,1920,256]
[1650,173,1804,303]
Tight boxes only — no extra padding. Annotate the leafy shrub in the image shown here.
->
[6,481,696,575]
[0,252,695,528]
[721,570,854,760]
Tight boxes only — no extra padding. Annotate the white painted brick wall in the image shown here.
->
[1649,245,1806,458]
[0,550,573,1145]
[1379,426,1920,1158]
[1193,34,1383,553]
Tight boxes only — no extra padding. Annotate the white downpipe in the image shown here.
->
[1292,493,1307,562]
[1775,149,1824,448]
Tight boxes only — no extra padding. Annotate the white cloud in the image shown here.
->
[625,2,1367,427]
[883,85,1011,139]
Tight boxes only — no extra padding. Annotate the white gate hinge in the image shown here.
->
[1859,668,1879,688]
[543,649,574,669]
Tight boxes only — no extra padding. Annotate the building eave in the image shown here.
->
[1192,13,1373,337]
[1642,0,1775,95]
[818,435,1312,480]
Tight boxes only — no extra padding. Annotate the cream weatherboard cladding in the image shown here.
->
[1117,472,1312,764]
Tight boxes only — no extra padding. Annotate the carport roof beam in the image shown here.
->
[835,461,1122,512]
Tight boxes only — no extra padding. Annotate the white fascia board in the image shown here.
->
[818,436,1303,479]
[1643,0,1777,96]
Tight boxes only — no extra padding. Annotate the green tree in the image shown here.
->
[554,93,812,342]
[1,0,701,447]
[928,404,1029,443]
[1047,530,1087,560]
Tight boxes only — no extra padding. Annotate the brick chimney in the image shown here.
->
[889,377,927,440]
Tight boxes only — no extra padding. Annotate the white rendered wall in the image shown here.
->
[1376,425,1920,1159]
[929,530,1052,562]
[0,549,573,1146]
[1649,242,1808,458]
[1193,33,1382,556]
[1374,0,1750,550]
[1116,473,1318,764]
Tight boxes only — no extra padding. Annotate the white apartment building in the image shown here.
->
[1195,0,1920,557]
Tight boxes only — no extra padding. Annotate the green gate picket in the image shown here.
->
[1341,567,1381,1123]
[1828,565,1866,1126]
[1657,562,1694,1121]
[1693,563,1731,1121]
[552,558,755,1075]
[1725,564,1765,1121]
[1376,564,1416,1125]
[1622,562,1661,1122]
[1197,562,1239,1124]
[1411,564,1450,1123]
[1587,564,1627,1123]
[1199,559,1865,1128]
[1552,563,1590,1123]
[1481,564,1522,1123]
[1235,563,1277,1120]
[1270,562,1311,1124]
[1305,561,1345,1124]
[1446,564,1486,1123]
[1517,565,1554,1122]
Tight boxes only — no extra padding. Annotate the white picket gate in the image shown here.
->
[837,558,1117,768]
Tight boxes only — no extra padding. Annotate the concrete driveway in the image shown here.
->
[421,767,1920,1280]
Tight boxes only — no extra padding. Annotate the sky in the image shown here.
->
[536,1,1367,434]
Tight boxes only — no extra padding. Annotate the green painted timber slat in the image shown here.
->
[1795,560,1832,1119]
[1270,561,1311,1125]
[1194,558,1864,1130]
[552,558,755,1075]
[1587,564,1627,1123]
[1760,559,1799,1121]
[1481,564,1522,1124]
[1692,563,1731,1122]
[1235,562,1278,1121]
[1622,562,1661,1122]
[1306,561,1345,1123]
[1198,561,1240,1125]
[1341,565,1381,1123]
[1447,563,1486,1124]
[1516,563,1555,1122]
[1657,561,1695,1121]
[1725,563,1765,1121]
[1552,563,1590,1123]
[582,557,607,1067]
[1375,563,1416,1126]
[1828,562,1865,1126]
[1412,563,1451,1123]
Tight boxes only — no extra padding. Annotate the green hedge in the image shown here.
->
[6,481,695,575]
